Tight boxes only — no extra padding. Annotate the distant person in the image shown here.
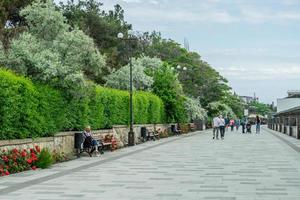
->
[256,115,261,134]
[225,117,230,131]
[219,115,226,140]
[246,119,252,133]
[229,119,235,131]
[83,126,101,156]
[235,119,240,131]
[212,115,221,139]
[241,117,246,133]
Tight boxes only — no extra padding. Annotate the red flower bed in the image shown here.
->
[0,146,41,176]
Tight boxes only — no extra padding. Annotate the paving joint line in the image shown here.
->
[0,130,208,195]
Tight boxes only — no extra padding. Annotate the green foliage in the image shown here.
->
[52,150,69,163]
[152,64,187,123]
[36,148,53,169]
[221,92,245,118]
[184,97,207,121]
[0,0,108,92]
[207,101,236,121]
[0,0,33,49]
[135,31,235,119]
[248,101,272,116]
[105,56,162,90]
[0,69,165,140]
[0,69,39,139]
[0,69,66,139]
[59,0,132,73]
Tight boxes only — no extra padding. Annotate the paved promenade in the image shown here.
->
[1,127,300,200]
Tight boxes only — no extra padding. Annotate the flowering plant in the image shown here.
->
[0,146,41,176]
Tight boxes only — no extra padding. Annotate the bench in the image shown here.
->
[146,128,160,141]
[189,123,196,132]
[102,134,117,151]
[75,133,103,158]
[74,133,117,157]
[171,124,181,135]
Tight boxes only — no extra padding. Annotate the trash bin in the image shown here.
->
[141,127,147,139]
[171,125,176,133]
[74,132,84,149]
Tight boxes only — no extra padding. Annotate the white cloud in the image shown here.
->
[217,65,300,81]
[120,0,141,3]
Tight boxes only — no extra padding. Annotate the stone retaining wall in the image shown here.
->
[0,124,171,156]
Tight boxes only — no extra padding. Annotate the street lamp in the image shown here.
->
[117,31,136,146]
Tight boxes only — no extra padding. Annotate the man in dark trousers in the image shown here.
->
[241,117,246,133]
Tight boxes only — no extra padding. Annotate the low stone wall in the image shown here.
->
[0,124,171,156]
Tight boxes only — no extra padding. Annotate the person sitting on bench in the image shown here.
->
[172,123,181,136]
[83,126,101,156]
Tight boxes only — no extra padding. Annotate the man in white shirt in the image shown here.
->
[219,115,226,139]
[212,116,220,139]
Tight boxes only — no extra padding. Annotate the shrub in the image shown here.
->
[36,148,53,169]
[52,150,69,163]
[0,69,39,139]
[0,69,165,140]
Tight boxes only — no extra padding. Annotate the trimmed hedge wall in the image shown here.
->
[0,69,165,140]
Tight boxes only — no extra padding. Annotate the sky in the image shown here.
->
[55,0,300,104]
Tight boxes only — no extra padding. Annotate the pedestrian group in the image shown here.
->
[212,115,261,140]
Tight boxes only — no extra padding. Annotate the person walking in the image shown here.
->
[256,115,261,134]
[235,118,240,131]
[230,119,235,131]
[219,115,226,140]
[212,115,220,139]
[241,117,246,133]
[225,117,230,132]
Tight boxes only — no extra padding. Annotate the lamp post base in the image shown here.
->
[128,130,135,146]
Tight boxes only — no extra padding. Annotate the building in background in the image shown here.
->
[239,93,259,104]
[269,90,300,139]
[277,90,300,113]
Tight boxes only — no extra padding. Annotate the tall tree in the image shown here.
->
[59,0,132,74]
[152,64,187,122]
[0,0,33,49]
[0,0,107,94]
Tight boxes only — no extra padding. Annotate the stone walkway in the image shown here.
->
[1,127,300,200]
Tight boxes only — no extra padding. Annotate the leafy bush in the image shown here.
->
[152,64,187,123]
[0,0,108,92]
[36,148,53,169]
[52,150,69,163]
[0,69,165,140]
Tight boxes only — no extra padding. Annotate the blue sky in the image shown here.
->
[56,0,300,103]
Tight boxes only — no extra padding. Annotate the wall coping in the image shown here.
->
[0,137,53,147]
[0,123,173,147]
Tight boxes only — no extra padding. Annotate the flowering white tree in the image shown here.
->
[184,97,207,121]
[0,0,107,90]
[105,56,162,90]
[208,101,236,118]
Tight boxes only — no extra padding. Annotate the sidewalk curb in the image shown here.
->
[264,127,300,154]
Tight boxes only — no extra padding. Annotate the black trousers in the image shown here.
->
[241,124,245,133]
[220,126,225,138]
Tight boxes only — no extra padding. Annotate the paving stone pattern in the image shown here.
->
[1,127,300,200]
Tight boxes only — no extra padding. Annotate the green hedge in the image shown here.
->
[0,69,165,140]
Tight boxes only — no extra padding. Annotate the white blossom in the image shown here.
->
[105,56,162,90]
[184,97,207,120]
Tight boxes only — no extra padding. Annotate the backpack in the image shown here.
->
[83,132,93,148]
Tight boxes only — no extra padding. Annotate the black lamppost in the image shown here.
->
[117,31,136,146]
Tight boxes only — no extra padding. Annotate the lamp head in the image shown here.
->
[117,32,124,39]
